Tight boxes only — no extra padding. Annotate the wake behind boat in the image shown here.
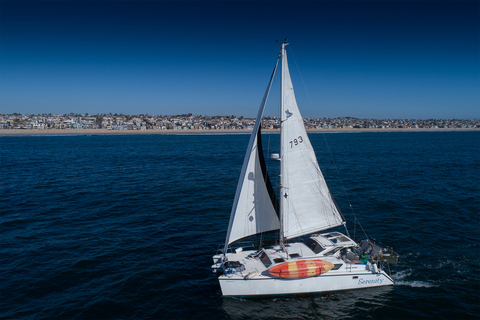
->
[212,40,398,297]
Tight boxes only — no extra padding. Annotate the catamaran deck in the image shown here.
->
[213,233,394,297]
[213,232,385,278]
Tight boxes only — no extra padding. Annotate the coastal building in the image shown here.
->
[0,114,478,131]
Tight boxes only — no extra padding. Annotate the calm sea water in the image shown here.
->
[1,131,479,319]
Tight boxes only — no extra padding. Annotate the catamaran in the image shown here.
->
[212,40,398,297]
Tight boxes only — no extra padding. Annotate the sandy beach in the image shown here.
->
[0,128,478,135]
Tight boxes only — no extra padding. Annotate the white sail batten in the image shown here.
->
[224,59,280,247]
[280,43,344,240]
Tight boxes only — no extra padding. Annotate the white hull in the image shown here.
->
[219,270,394,297]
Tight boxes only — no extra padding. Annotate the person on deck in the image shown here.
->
[365,242,373,255]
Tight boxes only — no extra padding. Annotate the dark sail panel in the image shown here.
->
[257,127,280,219]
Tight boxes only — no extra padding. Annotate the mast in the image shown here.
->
[279,40,288,251]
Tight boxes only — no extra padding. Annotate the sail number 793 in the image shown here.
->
[289,136,303,148]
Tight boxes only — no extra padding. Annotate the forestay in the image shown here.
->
[224,60,280,247]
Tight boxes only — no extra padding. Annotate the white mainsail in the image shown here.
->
[280,42,344,240]
[224,61,280,247]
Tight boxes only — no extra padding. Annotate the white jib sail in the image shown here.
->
[280,43,344,240]
[224,60,280,247]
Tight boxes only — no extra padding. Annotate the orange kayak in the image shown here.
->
[268,259,334,279]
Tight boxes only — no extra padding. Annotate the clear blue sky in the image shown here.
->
[1,0,478,119]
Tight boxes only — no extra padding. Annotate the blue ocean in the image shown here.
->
[1,131,479,319]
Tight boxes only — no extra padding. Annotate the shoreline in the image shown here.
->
[0,127,478,135]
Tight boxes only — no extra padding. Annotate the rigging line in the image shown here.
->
[288,45,352,238]
[266,66,280,193]
[265,66,278,169]
[321,133,369,239]
[290,45,347,224]
[287,45,314,108]
[289,45,368,240]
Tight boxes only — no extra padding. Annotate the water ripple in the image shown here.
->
[1,132,479,319]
